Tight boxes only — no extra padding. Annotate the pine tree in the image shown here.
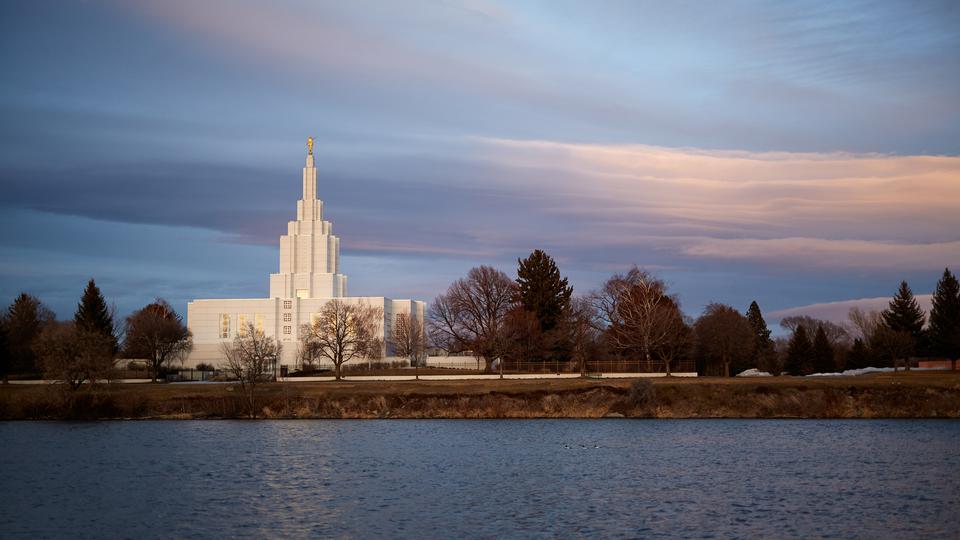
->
[811,325,834,374]
[784,326,813,376]
[928,268,960,367]
[746,301,773,370]
[0,315,9,383]
[5,293,55,376]
[74,279,118,355]
[881,281,925,359]
[515,250,572,332]
[847,338,871,370]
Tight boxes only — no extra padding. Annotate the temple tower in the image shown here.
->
[268,138,348,298]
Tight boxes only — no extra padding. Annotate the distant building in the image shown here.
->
[185,138,425,368]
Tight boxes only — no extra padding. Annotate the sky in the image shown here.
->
[1,0,959,331]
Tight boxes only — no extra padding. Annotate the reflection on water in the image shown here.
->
[1,420,958,538]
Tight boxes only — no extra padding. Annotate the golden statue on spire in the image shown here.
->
[307,136,314,156]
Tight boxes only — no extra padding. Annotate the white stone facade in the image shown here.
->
[186,142,425,368]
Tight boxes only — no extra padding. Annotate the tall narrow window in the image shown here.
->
[255,314,265,334]
[238,314,247,336]
[220,314,231,339]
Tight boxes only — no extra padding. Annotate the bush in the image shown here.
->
[625,379,656,408]
[195,362,216,372]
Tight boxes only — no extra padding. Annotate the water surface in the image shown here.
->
[1,420,958,538]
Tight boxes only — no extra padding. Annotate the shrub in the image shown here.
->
[625,379,656,408]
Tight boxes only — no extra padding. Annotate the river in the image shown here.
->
[1,420,957,538]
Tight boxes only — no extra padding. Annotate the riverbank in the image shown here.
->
[1,371,958,419]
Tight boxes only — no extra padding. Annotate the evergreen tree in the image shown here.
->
[5,293,55,376]
[0,315,9,383]
[811,325,834,374]
[74,279,118,355]
[928,268,960,367]
[881,281,925,358]
[515,250,572,332]
[746,300,774,370]
[784,326,813,376]
[847,338,871,370]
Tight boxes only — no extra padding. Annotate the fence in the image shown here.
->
[282,356,698,377]
[166,368,220,382]
[426,356,697,374]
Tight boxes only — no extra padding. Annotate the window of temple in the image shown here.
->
[220,314,230,339]
[283,326,291,335]
[283,300,292,309]
[255,314,265,334]
[296,289,309,299]
[283,313,292,322]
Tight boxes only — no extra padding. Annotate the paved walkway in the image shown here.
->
[8,372,698,384]
[285,372,697,382]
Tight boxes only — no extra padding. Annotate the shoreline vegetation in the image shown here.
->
[1,371,958,420]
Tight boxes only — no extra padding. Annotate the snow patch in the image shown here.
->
[808,366,949,377]
[737,368,773,377]
[807,367,893,377]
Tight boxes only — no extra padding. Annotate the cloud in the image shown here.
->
[468,138,960,270]
[680,238,960,270]
[768,295,934,327]
[113,0,960,154]
[3,133,958,275]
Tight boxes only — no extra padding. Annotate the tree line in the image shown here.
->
[0,279,192,386]
[426,251,960,376]
[776,272,960,375]
[2,258,957,384]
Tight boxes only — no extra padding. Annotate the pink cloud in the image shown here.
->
[463,137,960,270]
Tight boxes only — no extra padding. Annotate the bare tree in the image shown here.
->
[780,315,850,348]
[653,311,693,376]
[302,300,384,380]
[428,266,516,372]
[502,307,544,372]
[593,267,680,368]
[34,322,115,389]
[872,325,915,371]
[123,299,193,382]
[296,329,322,373]
[221,322,281,418]
[847,307,883,342]
[564,296,602,376]
[694,304,755,377]
[391,312,426,379]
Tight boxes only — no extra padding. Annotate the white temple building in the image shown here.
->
[185,138,425,369]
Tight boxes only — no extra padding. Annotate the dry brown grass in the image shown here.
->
[1,371,958,419]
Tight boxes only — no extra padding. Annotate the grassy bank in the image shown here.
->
[1,372,958,420]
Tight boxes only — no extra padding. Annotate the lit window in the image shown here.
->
[255,314,265,334]
[296,289,309,299]
[283,326,291,335]
[283,313,292,322]
[220,314,230,339]
[238,314,247,336]
[283,300,292,309]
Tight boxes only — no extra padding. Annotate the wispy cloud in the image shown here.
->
[768,295,934,327]
[468,138,960,270]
